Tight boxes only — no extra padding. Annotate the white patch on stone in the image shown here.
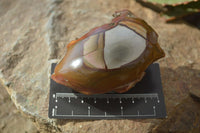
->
[70,58,82,69]
[104,25,146,69]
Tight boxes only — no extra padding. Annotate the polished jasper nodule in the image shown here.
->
[51,10,165,95]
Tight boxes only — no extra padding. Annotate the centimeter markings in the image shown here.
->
[51,93,159,117]
[52,106,156,117]
[54,93,159,99]
[53,93,160,104]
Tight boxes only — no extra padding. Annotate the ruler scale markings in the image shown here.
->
[55,109,57,116]
[120,98,122,103]
[49,63,167,119]
[55,94,58,102]
[132,98,134,103]
[55,93,158,99]
[53,94,158,118]
[88,106,91,116]
[52,108,55,116]
[54,114,156,117]
[94,98,97,103]
[107,98,109,103]
[121,106,123,116]
[137,110,140,116]
[153,106,156,115]
[81,99,84,103]
[144,98,147,103]
[157,99,160,103]
[54,97,157,117]
[156,95,160,103]
[54,93,159,117]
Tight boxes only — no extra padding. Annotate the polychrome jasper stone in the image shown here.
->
[51,10,165,95]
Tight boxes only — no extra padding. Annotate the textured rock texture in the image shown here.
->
[0,82,38,133]
[0,0,200,132]
[152,96,200,133]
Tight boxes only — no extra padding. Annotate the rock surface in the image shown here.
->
[0,80,38,133]
[152,96,200,133]
[0,0,200,132]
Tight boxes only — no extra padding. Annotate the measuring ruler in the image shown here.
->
[49,63,166,119]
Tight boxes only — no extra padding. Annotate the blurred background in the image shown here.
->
[0,0,199,133]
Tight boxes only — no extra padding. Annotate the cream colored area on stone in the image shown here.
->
[84,49,106,69]
[119,21,147,38]
[83,34,98,55]
[104,25,146,69]
[83,32,106,69]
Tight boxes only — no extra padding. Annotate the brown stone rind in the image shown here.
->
[51,10,165,95]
